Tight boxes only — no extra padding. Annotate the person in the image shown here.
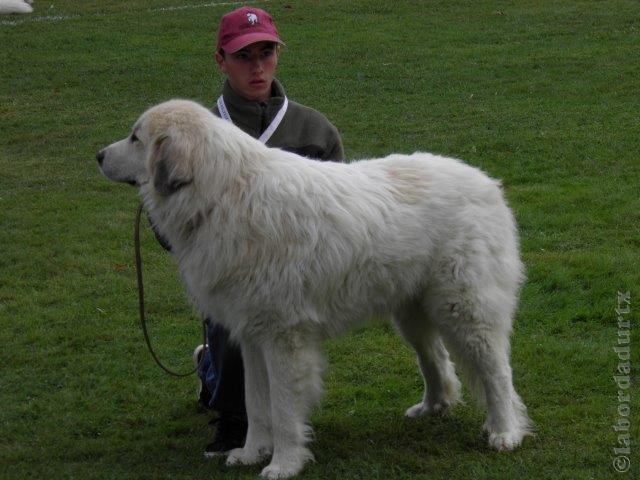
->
[194,6,345,458]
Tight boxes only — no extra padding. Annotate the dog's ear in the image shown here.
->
[150,134,193,196]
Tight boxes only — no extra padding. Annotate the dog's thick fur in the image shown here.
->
[0,0,33,14]
[98,99,532,479]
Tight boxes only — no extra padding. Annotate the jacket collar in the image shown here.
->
[220,78,287,138]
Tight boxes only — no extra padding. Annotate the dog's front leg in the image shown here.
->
[259,334,320,480]
[226,340,273,466]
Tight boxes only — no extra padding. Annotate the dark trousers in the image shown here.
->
[207,321,247,418]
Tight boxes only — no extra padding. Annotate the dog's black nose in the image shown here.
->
[96,150,105,165]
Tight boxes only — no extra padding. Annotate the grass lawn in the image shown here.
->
[1,0,638,479]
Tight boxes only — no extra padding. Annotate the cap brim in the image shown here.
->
[222,33,285,53]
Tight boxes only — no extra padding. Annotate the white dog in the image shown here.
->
[0,0,33,14]
[97,99,532,479]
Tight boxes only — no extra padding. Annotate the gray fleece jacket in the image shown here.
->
[213,78,344,161]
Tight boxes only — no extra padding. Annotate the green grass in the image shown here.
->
[1,0,639,478]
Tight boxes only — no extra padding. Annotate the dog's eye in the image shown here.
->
[131,133,139,143]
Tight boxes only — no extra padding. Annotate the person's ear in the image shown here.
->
[214,51,226,74]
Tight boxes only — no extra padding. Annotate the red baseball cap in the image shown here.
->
[216,7,284,53]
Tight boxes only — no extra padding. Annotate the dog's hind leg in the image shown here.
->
[226,341,273,466]
[259,330,323,480]
[393,301,462,417]
[433,296,532,450]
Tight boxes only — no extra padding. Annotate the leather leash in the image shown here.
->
[134,203,206,377]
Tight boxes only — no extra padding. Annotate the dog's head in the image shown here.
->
[97,99,214,197]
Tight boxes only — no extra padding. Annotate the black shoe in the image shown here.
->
[204,413,248,457]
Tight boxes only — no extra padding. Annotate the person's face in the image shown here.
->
[215,41,279,103]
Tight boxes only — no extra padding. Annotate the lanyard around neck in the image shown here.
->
[217,95,289,145]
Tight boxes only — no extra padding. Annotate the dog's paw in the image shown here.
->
[226,447,268,466]
[405,401,449,418]
[485,429,524,451]
[260,463,303,480]
[259,448,311,479]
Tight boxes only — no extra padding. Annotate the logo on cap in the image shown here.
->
[246,12,258,25]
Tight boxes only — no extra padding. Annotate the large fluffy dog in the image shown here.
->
[97,100,531,479]
[0,0,33,14]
